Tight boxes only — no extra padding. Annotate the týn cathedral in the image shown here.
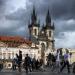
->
[0,7,55,69]
[28,7,55,59]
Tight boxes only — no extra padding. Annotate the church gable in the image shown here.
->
[18,43,30,49]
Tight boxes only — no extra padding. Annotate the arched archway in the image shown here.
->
[41,43,45,63]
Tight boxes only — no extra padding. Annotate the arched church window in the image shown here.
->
[34,29,37,35]
[49,31,51,37]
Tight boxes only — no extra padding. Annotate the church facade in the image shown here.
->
[0,7,55,69]
[28,7,55,61]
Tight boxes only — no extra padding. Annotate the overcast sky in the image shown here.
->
[0,0,75,49]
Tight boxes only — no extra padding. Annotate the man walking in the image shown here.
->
[56,49,60,72]
[24,54,32,73]
[16,50,22,72]
[60,50,70,73]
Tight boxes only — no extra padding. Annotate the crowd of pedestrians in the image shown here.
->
[0,49,75,74]
[12,50,44,73]
[46,49,75,74]
[11,49,75,74]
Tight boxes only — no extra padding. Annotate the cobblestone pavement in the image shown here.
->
[0,71,74,75]
[0,68,74,75]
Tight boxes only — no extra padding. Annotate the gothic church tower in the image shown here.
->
[45,9,55,51]
[28,7,55,62]
[28,7,40,42]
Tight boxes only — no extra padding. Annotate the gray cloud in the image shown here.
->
[0,0,3,6]
[54,19,75,38]
[0,0,5,16]
[27,0,75,20]
[0,0,75,48]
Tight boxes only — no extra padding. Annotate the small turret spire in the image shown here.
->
[31,6,37,24]
[46,9,51,26]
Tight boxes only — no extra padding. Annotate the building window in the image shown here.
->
[49,31,51,37]
[3,53,6,59]
[8,53,11,59]
[0,52,2,59]
[12,52,14,59]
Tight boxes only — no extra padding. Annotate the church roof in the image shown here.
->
[0,36,32,47]
[0,36,24,42]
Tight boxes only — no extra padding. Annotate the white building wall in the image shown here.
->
[0,47,39,60]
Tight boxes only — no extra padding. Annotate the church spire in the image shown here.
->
[46,9,51,26]
[31,6,37,24]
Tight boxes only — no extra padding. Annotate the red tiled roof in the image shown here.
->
[0,36,32,47]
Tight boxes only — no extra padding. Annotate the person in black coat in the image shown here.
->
[24,54,32,73]
[16,50,22,72]
[51,54,56,71]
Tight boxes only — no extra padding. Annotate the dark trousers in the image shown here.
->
[73,64,75,73]
[0,64,3,71]
[60,60,70,73]
[18,63,21,72]
[12,65,16,70]
[25,65,32,73]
